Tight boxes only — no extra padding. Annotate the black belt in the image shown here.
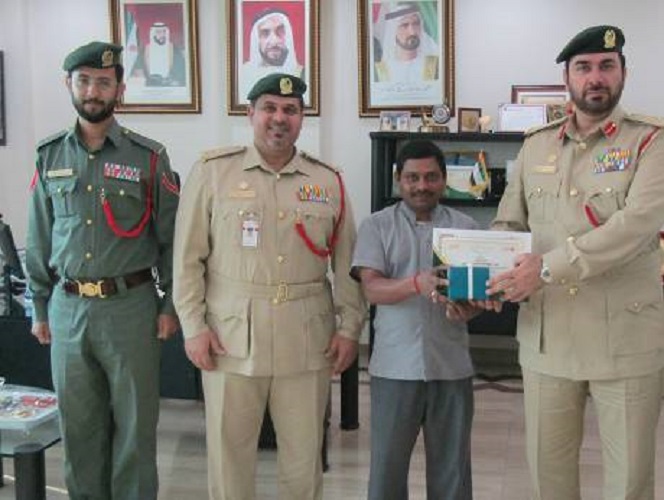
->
[62,269,153,298]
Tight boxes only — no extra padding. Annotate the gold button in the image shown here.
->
[559,278,567,285]
[536,187,543,194]
[579,142,587,150]
[88,154,95,160]
[85,252,92,260]
[276,174,281,180]
[87,185,93,192]
[569,188,578,197]
[633,302,640,309]
[57,187,63,194]
[238,210,245,217]
[605,187,613,193]
[86,219,93,226]
[277,255,285,264]
[272,298,279,305]
[119,189,125,196]
[568,286,579,296]
[567,236,575,242]
[278,210,285,220]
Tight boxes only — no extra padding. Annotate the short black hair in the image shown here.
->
[395,139,446,176]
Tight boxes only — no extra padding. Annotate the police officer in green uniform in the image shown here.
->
[26,41,179,500]
[173,73,366,500]
[488,26,664,499]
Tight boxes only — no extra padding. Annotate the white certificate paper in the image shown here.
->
[498,104,547,132]
[432,228,532,276]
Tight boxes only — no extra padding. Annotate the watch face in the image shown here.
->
[431,104,451,124]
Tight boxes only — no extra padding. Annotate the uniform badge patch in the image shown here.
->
[298,184,330,203]
[103,163,141,183]
[593,147,631,173]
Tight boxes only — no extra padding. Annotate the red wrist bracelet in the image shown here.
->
[412,273,421,295]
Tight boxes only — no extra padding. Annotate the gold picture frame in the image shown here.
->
[511,84,569,122]
[109,0,201,113]
[457,107,481,133]
[227,0,320,116]
[358,0,455,117]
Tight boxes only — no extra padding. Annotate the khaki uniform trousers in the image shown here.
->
[202,368,331,500]
[522,368,663,500]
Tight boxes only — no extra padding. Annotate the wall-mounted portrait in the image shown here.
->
[227,0,320,115]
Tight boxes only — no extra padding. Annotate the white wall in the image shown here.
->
[2,0,664,245]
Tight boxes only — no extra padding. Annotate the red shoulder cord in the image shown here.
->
[295,171,346,258]
[102,151,157,238]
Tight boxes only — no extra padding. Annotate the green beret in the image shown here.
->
[63,41,123,72]
[246,73,307,101]
[556,25,625,64]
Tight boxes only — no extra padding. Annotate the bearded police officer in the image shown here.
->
[26,41,179,499]
[488,26,664,499]
[173,73,366,500]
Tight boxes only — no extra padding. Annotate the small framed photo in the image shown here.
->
[512,84,569,123]
[457,107,481,133]
[109,0,201,113]
[379,110,412,131]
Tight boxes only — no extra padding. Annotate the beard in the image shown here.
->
[260,45,289,67]
[396,35,421,51]
[569,80,624,117]
[72,95,117,124]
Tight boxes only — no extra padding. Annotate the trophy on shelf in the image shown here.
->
[419,103,451,133]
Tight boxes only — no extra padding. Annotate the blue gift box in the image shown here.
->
[448,265,490,300]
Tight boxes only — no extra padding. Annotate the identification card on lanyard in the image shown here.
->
[241,214,260,248]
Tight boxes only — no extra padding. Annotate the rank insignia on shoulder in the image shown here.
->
[46,168,74,179]
[298,184,330,203]
[593,147,632,173]
[104,163,142,183]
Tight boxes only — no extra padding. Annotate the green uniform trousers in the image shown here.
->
[49,282,161,500]
[523,368,663,500]
[202,368,331,500]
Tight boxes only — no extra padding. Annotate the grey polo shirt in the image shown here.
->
[352,202,479,381]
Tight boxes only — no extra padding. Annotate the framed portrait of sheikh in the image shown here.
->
[358,0,455,117]
[227,0,320,115]
[109,0,201,113]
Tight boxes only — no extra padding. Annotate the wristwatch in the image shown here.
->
[539,262,553,284]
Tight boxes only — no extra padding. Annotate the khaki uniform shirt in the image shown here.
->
[173,146,367,376]
[492,107,664,380]
[26,120,179,321]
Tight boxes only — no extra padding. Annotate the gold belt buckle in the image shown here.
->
[76,280,106,298]
[273,282,289,305]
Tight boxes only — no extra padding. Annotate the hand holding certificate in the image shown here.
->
[432,228,532,300]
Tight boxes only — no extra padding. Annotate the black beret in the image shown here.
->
[246,73,307,101]
[556,25,625,64]
[63,41,123,72]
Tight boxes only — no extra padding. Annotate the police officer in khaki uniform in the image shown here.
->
[487,26,664,500]
[26,41,179,499]
[173,73,366,500]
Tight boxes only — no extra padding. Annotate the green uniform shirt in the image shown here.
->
[26,119,179,321]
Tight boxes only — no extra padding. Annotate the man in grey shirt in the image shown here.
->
[351,139,482,500]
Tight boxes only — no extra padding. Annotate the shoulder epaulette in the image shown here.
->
[37,129,68,150]
[201,146,246,162]
[524,116,568,138]
[299,151,341,173]
[122,128,166,154]
[625,114,664,128]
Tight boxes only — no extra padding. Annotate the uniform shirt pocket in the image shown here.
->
[103,180,144,222]
[206,297,251,359]
[525,175,562,223]
[584,185,627,225]
[47,178,78,218]
[295,203,336,249]
[607,284,664,355]
[214,201,263,250]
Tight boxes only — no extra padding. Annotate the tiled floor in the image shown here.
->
[2,372,664,499]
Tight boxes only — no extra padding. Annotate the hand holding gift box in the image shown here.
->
[432,228,532,300]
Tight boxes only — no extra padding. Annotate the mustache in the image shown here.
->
[83,99,106,106]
